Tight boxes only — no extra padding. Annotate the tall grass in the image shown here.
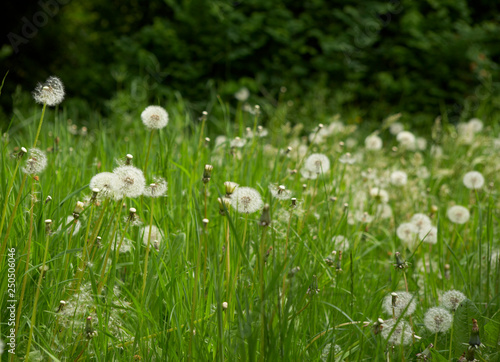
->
[0,85,499,361]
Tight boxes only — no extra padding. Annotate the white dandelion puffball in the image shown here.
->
[441,290,466,311]
[113,165,146,198]
[300,167,318,180]
[468,118,483,132]
[234,87,250,102]
[143,177,168,198]
[424,307,452,333]
[389,122,404,135]
[463,171,484,190]
[410,213,432,233]
[33,76,65,106]
[230,137,247,148]
[381,319,413,346]
[376,204,393,219]
[59,216,81,236]
[142,225,164,247]
[332,235,350,250]
[90,172,122,200]
[269,184,292,200]
[390,171,407,186]
[447,205,470,224]
[365,134,383,150]
[396,131,416,149]
[369,187,389,203]
[230,186,263,214]
[419,226,438,245]
[397,223,418,247]
[22,148,47,175]
[383,291,417,318]
[304,153,330,175]
[141,105,169,130]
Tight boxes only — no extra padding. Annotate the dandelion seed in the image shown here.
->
[89,172,122,200]
[141,105,169,130]
[424,307,452,333]
[390,171,408,186]
[230,187,263,214]
[22,148,47,175]
[381,319,413,346]
[441,290,466,311]
[383,291,416,318]
[143,177,167,198]
[365,134,383,150]
[463,171,485,190]
[113,165,146,198]
[447,205,470,224]
[33,76,65,106]
[234,87,250,102]
[304,153,330,175]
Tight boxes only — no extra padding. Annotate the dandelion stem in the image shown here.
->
[26,222,51,359]
[259,226,268,360]
[143,129,156,174]
[33,102,47,147]
[141,198,155,298]
[0,157,22,240]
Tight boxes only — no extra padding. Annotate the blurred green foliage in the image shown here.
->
[3,0,500,126]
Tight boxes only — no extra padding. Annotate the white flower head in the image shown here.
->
[22,148,47,175]
[89,172,122,200]
[410,213,432,233]
[113,165,146,198]
[419,226,438,245]
[141,105,169,130]
[33,76,65,106]
[332,235,350,250]
[142,225,163,248]
[396,131,416,150]
[383,291,417,318]
[230,186,263,214]
[304,153,330,175]
[389,122,404,135]
[397,222,418,248]
[447,205,470,224]
[234,87,250,102]
[143,177,168,198]
[365,134,383,150]
[424,307,452,333]
[390,171,408,186]
[381,319,413,346]
[463,171,485,190]
[441,290,466,311]
[269,184,292,200]
[468,118,483,132]
[300,167,318,180]
[370,187,389,203]
[230,137,247,148]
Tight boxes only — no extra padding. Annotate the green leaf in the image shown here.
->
[484,311,500,350]
[453,299,483,357]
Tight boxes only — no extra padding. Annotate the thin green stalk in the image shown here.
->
[25,222,51,359]
[143,129,156,174]
[33,103,47,147]
[259,227,268,360]
[0,156,22,239]
[141,198,155,298]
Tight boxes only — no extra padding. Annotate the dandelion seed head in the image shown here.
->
[390,171,408,186]
[230,137,246,148]
[381,319,413,345]
[143,177,167,197]
[141,225,164,247]
[304,153,330,175]
[141,105,169,130]
[424,307,452,333]
[230,186,263,214]
[396,131,416,149]
[89,172,122,200]
[389,122,404,135]
[410,213,432,233]
[369,187,389,203]
[33,76,65,106]
[113,165,146,198]
[419,226,438,244]
[22,148,47,175]
[397,223,418,248]
[463,171,485,190]
[383,291,416,318]
[468,118,483,132]
[269,184,292,200]
[234,87,250,102]
[365,134,383,150]
[447,205,470,224]
[441,290,466,311]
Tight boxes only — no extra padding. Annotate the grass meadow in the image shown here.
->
[1,78,500,361]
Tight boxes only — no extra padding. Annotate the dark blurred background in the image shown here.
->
[1,0,500,126]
